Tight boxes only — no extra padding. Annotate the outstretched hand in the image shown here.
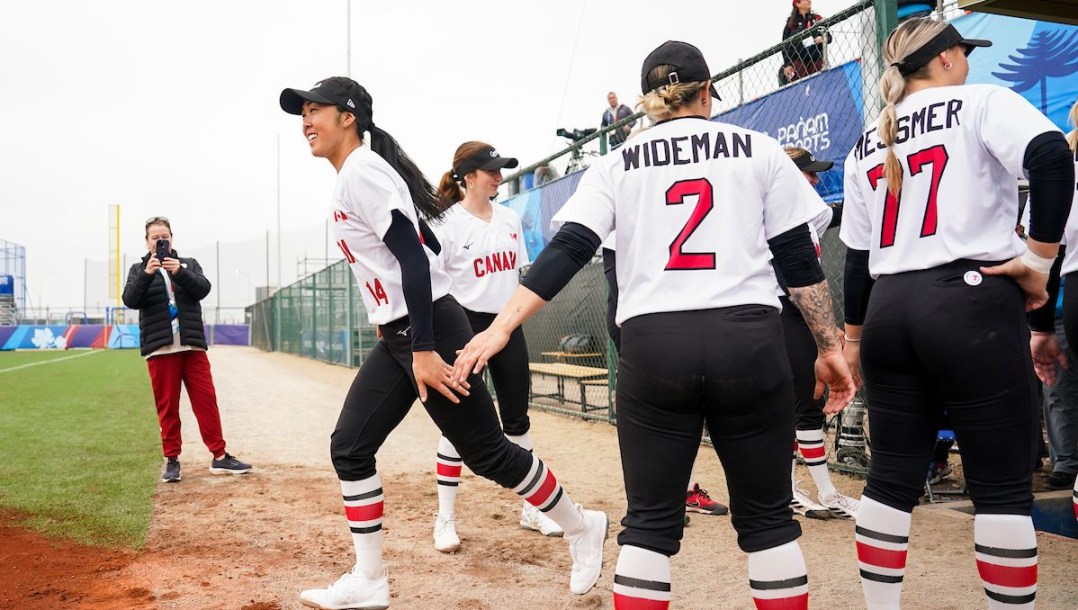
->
[452,327,511,384]
[815,350,857,415]
[413,350,470,404]
[980,258,1048,312]
[1030,331,1067,386]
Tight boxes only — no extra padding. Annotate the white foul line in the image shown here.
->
[0,349,103,373]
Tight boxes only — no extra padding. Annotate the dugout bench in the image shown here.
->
[528,362,610,416]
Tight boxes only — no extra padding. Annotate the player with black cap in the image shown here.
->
[452,41,855,610]
[426,142,566,552]
[840,18,1074,609]
[280,77,609,609]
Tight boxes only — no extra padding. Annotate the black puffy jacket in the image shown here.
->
[122,250,212,357]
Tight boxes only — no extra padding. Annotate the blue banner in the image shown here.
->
[0,275,12,296]
[502,171,584,262]
[715,60,864,204]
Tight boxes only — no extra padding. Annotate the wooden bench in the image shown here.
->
[528,362,609,413]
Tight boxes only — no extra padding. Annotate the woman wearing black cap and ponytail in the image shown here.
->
[425,141,566,553]
[840,18,1074,609]
[280,77,608,609]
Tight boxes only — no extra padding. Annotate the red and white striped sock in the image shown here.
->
[506,432,533,452]
[513,455,585,538]
[796,429,836,498]
[435,436,462,517]
[748,541,808,610]
[856,496,911,609]
[1073,478,1077,521]
[974,514,1037,609]
[340,474,384,580]
[613,545,671,609]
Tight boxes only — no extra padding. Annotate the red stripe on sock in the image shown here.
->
[437,463,462,478]
[792,441,799,453]
[799,445,826,460]
[613,593,670,610]
[856,541,908,570]
[976,560,1037,589]
[526,469,558,507]
[753,592,809,610]
[344,501,384,522]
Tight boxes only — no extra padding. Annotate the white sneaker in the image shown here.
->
[433,513,460,553]
[567,505,608,595]
[791,482,833,520]
[299,566,390,610]
[520,502,565,537]
[819,492,860,520]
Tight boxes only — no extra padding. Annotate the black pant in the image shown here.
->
[861,260,1038,514]
[603,248,620,351]
[779,296,825,431]
[1063,271,1078,352]
[330,296,533,488]
[463,309,531,436]
[616,306,800,556]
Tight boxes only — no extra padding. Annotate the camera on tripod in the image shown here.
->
[556,127,597,142]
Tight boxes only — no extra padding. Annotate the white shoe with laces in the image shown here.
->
[567,505,608,595]
[433,513,461,553]
[819,491,860,520]
[299,565,390,610]
[791,481,833,520]
[520,501,565,537]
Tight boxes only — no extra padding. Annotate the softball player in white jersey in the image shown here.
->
[453,41,855,610]
[840,19,1074,610]
[280,77,608,609]
[427,141,564,553]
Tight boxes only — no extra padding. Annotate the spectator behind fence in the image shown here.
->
[534,163,559,186]
[600,91,636,150]
[121,216,252,484]
[781,0,831,83]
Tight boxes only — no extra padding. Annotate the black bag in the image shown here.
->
[558,333,595,354]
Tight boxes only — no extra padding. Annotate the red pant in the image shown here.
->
[147,350,226,458]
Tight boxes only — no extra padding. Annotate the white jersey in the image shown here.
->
[1058,146,1078,276]
[330,146,452,324]
[552,116,825,325]
[840,84,1062,277]
[433,203,530,314]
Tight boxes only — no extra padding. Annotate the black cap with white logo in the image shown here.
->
[641,41,721,100]
[793,151,834,173]
[453,146,519,180]
[280,77,366,116]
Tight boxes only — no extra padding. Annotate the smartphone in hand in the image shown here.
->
[155,239,170,262]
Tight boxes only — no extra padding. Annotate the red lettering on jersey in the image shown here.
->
[473,251,517,277]
[485,256,495,275]
[332,210,348,222]
[337,239,357,264]
[510,233,518,240]
[474,258,485,278]
[866,144,950,248]
[365,278,389,306]
[509,251,517,269]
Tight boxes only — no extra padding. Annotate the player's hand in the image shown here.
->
[815,350,856,415]
[979,257,1048,311]
[1030,331,1067,386]
[413,350,469,404]
[842,340,864,391]
[813,35,824,44]
[144,255,162,275]
[160,257,181,275]
[453,327,511,383]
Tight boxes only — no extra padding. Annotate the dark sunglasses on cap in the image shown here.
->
[145,216,171,227]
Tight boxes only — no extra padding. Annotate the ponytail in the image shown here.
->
[365,125,442,220]
[1067,98,1078,152]
[638,65,708,123]
[436,170,463,211]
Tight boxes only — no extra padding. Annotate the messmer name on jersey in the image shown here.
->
[853,99,963,161]
[621,131,753,171]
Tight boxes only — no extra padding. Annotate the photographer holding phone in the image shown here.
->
[122,216,252,483]
[781,0,831,84]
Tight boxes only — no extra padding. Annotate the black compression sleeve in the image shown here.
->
[1025,131,1074,243]
[1028,245,1065,333]
[520,223,601,301]
[383,210,435,351]
[417,218,441,255]
[768,224,825,288]
[843,248,873,325]
[828,202,843,229]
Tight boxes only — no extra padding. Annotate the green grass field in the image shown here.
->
[0,349,160,548]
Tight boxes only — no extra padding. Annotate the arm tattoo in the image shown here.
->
[788,281,841,352]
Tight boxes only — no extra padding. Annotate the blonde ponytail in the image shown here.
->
[637,65,709,123]
[1067,98,1078,151]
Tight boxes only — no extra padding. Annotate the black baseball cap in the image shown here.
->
[454,146,519,178]
[641,41,721,100]
[280,77,365,116]
[793,151,834,172]
[893,22,991,76]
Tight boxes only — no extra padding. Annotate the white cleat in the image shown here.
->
[568,505,608,595]
[819,492,860,520]
[791,481,833,520]
[520,501,565,537]
[433,513,461,553]
[299,565,390,610]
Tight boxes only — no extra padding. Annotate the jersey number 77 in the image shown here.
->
[865,144,950,248]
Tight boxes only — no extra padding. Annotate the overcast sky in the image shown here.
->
[0,0,853,311]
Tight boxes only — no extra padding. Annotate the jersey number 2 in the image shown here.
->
[665,178,716,270]
[865,144,949,248]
